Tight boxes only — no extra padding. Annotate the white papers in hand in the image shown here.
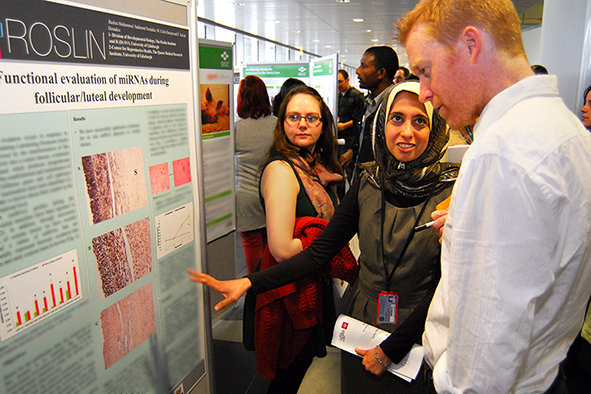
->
[331,314,424,382]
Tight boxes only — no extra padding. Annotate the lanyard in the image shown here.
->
[461,125,473,144]
[380,185,436,289]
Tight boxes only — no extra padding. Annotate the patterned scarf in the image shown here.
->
[287,155,343,220]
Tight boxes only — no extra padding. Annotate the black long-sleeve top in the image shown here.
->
[247,175,442,364]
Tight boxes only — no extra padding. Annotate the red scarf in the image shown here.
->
[254,216,358,380]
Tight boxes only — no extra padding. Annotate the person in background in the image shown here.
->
[398,0,591,392]
[395,66,410,84]
[255,85,346,394]
[337,69,365,184]
[580,84,591,130]
[235,76,277,274]
[531,64,549,75]
[353,46,398,177]
[190,82,460,394]
[561,298,591,394]
[271,78,306,117]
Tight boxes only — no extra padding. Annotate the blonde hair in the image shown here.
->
[397,0,526,58]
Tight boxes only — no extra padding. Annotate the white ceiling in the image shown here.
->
[197,0,542,69]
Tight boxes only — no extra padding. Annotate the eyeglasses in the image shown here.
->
[285,113,322,126]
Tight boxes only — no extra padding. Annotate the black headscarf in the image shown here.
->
[360,82,460,205]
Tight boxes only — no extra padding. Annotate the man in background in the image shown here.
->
[336,69,365,183]
[581,84,591,130]
[398,0,591,392]
[353,46,397,176]
[394,66,410,84]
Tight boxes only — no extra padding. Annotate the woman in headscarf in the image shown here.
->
[190,81,460,393]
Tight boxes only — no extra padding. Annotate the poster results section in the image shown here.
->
[198,42,236,243]
[0,1,205,393]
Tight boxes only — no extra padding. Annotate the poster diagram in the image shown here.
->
[156,203,194,259]
[92,218,152,298]
[0,249,82,342]
[149,162,171,194]
[100,283,156,369]
[81,147,148,225]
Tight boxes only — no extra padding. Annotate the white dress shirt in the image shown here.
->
[424,75,591,393]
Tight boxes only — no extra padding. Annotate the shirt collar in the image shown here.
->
[474,75,558,141]
[365,84,393,113]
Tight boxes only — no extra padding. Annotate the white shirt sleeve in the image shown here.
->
[427,153,563,393]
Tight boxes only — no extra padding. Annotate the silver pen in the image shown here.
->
[414,220,435,232]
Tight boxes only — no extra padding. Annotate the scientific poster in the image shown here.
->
[199,41,236,243]
[0,1,205,393]
[242,62,310,104]
[310,54,338,122]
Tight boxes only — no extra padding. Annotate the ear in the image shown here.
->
[376,67,388,81]
[460,26,482,64]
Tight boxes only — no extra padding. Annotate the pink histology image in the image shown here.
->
[172,157,191,187]
[100,283,156,369]
[82,147,148,224]
[149,162,170,194]
[92,217,152,298]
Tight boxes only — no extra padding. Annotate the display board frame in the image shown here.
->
[0,1,212,393]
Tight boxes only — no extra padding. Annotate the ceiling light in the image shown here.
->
[274,20,280,24]
[353,18,364,23]
[325,45,332,48]
[296,31,301,34]
[313,39,320,43]
[366,29,372,33]
[371,39,379,42]
[233,2,245,6]
[336,0,350,3]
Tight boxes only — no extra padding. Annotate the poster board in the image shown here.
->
[199,40,235,243]
[242,61,310,104]
[242,57,338,124]
[0,1,210,393]
[310,54,338,125]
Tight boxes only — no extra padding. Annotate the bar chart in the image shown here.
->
[0,249,83,341]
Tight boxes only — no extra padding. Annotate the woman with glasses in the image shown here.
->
[191,82,457,393]
[253,85,346,394]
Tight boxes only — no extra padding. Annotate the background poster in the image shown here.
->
[199,41,236,243]
[310,54,338,125]
[242,62,310,103]
[0,1,206,393]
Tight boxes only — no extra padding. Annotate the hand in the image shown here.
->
[337,122,346,131]
[187,269,252,311]
[355,346,390,376]
[339,149,353,166]
[430,209,448,244]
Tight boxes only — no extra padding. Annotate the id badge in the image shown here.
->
[377,291,398,325]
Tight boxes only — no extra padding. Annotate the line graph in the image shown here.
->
[156,202,194,259]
